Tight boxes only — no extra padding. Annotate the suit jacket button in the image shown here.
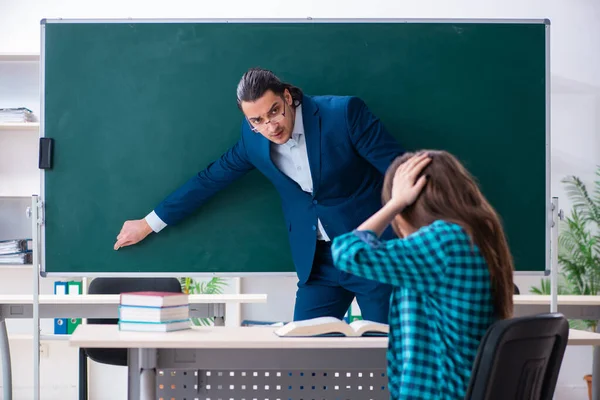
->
[312,225,317,231]
[313,200,318,205]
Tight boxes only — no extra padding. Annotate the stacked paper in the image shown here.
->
[0,108,36,123]
[0,239,32,264]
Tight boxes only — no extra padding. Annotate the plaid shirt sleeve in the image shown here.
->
[331,220,460,291]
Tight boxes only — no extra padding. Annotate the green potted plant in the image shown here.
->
[531,168,600,399]
[180,276,228,326]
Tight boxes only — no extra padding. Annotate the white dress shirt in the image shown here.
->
[270,105,330,241]
[146,105,330,241]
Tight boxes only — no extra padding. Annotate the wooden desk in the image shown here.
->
[516,295,600,306]
[69,325,600,400]
[514,295,600,319]
[568,328,600,346]
[0,294,267,400]
[71,325,389,400]
[70,324,385,349]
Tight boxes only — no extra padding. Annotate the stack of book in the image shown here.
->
[0,239,32,264]
[118,291,191,332]
[0,107,36,123]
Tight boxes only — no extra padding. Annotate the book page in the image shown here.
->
[275,317,354,337]
[349,320,389,336]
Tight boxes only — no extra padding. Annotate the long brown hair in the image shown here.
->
[382,150,514,319]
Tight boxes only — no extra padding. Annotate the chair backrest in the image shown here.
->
[464,313,569,400]
[84,277,182,366]
[87,277,182,326]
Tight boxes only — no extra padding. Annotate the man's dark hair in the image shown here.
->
[236,68,303,109]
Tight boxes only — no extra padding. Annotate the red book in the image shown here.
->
[119,291,188,308]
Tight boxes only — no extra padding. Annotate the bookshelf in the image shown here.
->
[0,56,41,316]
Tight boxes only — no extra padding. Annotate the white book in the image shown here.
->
[118,319,191,332]
[119,291,188,308]
[0,108,35,123]
[119,305,189,322]
[0,239,32,255]
[274,317,388,337]
[0,252,32,264]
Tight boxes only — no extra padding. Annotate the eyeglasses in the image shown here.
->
[247,100,287,133]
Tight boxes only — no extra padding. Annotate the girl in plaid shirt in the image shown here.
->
[332,150,514,400]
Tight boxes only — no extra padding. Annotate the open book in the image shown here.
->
[274,317,388,337]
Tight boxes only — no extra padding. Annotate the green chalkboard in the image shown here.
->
[42,19,549,275]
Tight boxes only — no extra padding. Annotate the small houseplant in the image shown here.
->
[531,168,600,399]
[180,276,228,326]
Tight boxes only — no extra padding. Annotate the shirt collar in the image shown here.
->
[282,105,303,149]
[293,105,304,138]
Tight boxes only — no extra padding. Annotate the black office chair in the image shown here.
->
[464,313,569,400]
[79,277,182,399]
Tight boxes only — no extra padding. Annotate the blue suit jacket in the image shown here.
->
[154,95,404,283]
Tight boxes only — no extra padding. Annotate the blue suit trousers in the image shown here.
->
[293,241,392,323]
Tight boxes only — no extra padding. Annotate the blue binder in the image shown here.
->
[53,281,68,334]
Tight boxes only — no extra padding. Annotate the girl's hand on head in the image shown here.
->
[390,152,431,211]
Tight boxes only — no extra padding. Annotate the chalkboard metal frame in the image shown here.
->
[39,18,551,277]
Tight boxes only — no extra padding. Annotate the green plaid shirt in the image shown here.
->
[332,220,496,399]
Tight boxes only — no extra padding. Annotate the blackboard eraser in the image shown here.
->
[39,138,54,169]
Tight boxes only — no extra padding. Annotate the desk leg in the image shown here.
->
[593,345,600,400]
[128,349,140,399]
[79,348,88,400]
[128,348,157,400]
[0,318,12,400]
[213,303,225,327]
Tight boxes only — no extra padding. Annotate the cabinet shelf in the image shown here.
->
[0,264,33,270]
[0,53,40,62]
[0,122,39,131]
[9,334,71,341]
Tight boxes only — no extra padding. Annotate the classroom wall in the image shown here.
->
[1,0,599,399]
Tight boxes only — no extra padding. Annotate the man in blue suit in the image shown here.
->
[114,68,404,323]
